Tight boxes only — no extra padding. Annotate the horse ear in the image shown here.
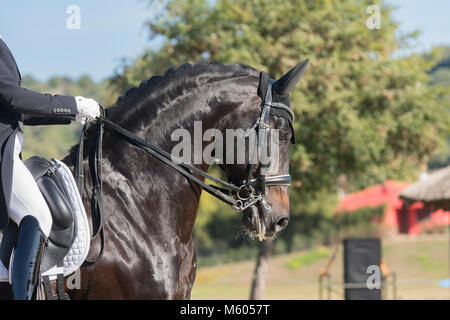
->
[272,58,309,95]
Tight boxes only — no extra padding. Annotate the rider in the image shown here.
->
[0,37,101,299]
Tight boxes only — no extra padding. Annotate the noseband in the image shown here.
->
[75,73,294,264]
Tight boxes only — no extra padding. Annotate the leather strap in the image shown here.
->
[77,110,106,267]
[83,119,105,266]
[99,117,241,207]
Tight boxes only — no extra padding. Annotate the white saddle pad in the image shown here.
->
[54,159,90,277]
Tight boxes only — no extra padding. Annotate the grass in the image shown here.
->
[285,247,331,270]
[191,233,450,300]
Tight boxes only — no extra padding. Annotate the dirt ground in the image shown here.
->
[191,233,450,300]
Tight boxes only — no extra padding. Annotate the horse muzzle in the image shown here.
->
[242,202,289,241]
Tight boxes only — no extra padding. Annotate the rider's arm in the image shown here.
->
[0,59,78,119]
[23,96,101,126]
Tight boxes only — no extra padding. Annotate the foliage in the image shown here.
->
[429,46,450,87]
[428,46,450,168]
[334,204,385,226]
[281,203,385,252]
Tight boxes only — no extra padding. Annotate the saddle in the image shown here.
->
[0,156,90,296]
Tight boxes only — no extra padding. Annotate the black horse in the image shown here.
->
[0,61,307,299]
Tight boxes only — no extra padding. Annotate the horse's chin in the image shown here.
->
[242,205,276,241]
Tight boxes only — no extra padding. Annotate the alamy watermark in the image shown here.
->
[66,268,81,290]
[66,5,81,30]
[170,121,280,169]
[366,5,381,30]
[366,265,381,289]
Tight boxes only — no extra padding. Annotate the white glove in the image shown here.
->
[75,96,101,124]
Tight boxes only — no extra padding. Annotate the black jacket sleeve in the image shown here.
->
[0,42,78,125]
[22,114,74,126]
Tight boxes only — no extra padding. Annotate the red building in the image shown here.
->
[336,180,450,235]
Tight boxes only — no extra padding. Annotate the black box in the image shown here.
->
[343,238,381,300]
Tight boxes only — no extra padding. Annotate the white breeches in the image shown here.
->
[8,134,52,237]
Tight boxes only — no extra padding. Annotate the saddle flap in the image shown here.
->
[37,176,73,229]
[23,157,77,250]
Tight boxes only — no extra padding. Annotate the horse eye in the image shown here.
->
[279,132,288,142]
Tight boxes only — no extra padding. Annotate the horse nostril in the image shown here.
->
[275,216,289,232]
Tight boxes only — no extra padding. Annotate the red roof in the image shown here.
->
[337,180,408,212]
[336,180,450,234]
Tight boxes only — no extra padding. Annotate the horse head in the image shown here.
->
[219,59,309,240]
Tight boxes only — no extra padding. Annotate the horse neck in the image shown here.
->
[122,75,260,172]
[98,75,259,241]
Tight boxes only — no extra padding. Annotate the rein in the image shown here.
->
[75,79,292,266]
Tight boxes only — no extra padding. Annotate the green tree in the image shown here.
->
[428,46,450,169]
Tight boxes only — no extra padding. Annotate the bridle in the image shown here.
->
[75,73,294,264]
[228,78,293,210]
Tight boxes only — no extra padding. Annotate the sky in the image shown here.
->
[0,0,154,82]
[0,0,449,82]
[387,0,450,54]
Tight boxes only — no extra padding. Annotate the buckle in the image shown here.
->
[236,185,254,200]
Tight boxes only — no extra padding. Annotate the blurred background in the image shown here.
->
[1,0,449,299]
